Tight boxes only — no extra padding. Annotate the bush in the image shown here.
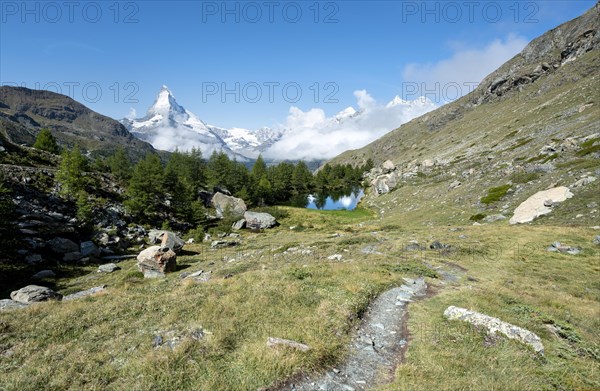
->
[510,172,539,184]
[469,213,486,222]
[481,184,511,205]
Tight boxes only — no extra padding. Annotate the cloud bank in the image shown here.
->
[402,34,528,102]
[263,34,528,161]
[263,92,437,161]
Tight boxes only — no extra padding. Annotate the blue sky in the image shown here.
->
[0,0,596,130]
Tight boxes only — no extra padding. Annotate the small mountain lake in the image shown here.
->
[305,188,365,211]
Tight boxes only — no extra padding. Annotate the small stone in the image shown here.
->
[267,337,310,352]
[98,263,120,273]
[328,254,343,261]
[25,254,42,265]
[32,270,55,279]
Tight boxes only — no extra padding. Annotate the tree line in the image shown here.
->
[34,128,373,227]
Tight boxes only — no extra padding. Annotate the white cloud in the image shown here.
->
[263,35,528,161]
[263,92,437,161]
[402,34,528,102]
[354,90,376,110]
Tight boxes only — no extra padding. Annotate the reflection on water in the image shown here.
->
[305,188,364,211]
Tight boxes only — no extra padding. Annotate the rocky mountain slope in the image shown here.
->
[0,87,156,160]
[329,3,599,227]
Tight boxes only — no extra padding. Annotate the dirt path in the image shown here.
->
[282,277,427,391]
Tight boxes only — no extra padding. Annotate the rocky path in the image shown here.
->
[282,278,427,391]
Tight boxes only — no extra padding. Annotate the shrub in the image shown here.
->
[469,213,486,221]
[481,184,511,205]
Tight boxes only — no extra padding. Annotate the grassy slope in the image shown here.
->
[329,49,599,226]
[1,207,598,390]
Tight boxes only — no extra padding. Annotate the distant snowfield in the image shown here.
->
[122,86,437,161]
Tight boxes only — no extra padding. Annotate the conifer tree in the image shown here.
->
[33,128,61,154]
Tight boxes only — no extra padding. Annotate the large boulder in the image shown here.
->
[80,241,100,257]
[47,237,79,254]
[211,192,247,219]
[244,211,277,230]
[382,160,396,173]
[10,285,63,303]
[510,186,573,224]
[148,230,184,253]
[137,246,177,278]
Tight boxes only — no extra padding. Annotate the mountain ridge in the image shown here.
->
[0,86,157,160]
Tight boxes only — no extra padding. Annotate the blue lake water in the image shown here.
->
[306,189,365,211]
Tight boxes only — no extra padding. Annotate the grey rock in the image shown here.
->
[484,214,506,223]
[160,231,185,253]
[148,230,184,253]
[211,240,239,249]
[25,254,42,264]
[232,219,246,230]
[244,211,277,229]
[32,270,55,279]
[573,176,596,187]
[382,160,396,172]
[48,237,79,253]
[80,241,100,257]
[137,246,177,278]
[361,245,382,255]
[180,270,211,283]
[547,242,581,255]
[449,180,462,190]
[593,236,600,246]
[444,306,544,354]
[211,192,247,219]
[98,263,119,273]
[63,251,83,263]
[267,337,310,352]
[63,285,107,301]
[10,285,62,303]
[429,241,449,250]
[0,299,28,311]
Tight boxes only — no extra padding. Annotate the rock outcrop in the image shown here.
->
[510,186,573,224]
[444,306,544,354]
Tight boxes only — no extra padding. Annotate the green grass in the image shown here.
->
[481,184,511,205]
[510,172,540,184]
[1,203,599,391]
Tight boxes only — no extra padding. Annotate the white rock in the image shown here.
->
[510,187,573,224]
[444,306,544,354]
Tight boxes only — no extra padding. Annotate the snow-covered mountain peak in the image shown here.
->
[333,106,359,124]
[148,85,185,116]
